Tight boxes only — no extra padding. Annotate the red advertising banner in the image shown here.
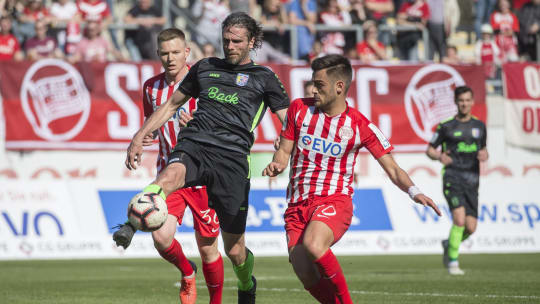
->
[503,63,540,149]
[0,59,486,152]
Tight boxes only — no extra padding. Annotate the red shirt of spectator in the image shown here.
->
[365,0,394,21]
[356,41,385,61]
[22,6,49,21]
[398,0,430,21]
[495,32,519,62]
[77,0,110,22]
[0,33,20,60]
[490,11,519,32]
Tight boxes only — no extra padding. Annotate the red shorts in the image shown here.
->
[167,187,219,238]
[284,194,353,250]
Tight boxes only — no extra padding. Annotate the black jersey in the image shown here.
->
[177,57,290,155]
[429,116,487,179]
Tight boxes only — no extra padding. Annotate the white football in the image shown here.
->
[127,192,168,232]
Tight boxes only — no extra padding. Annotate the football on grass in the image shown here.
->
[127,192,168,232]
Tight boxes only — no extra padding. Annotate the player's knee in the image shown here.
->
[466,225,476,235]
[152,229,174,251]
[453,217,466,227]
[303,240,326,260]
[156,165,185,194]
[198,241,220,263]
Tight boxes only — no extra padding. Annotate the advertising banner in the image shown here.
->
[503,63,540,149]
[1,176,538,260]
[0,60,485,152]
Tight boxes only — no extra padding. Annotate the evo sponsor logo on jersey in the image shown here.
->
[299,134,344,157]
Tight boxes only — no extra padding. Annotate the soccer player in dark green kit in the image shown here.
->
[426,86,488,275]
[124,12,289,303]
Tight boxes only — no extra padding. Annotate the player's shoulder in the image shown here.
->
[143,72,165,88]
[470,116,486,127]
[291,97,315,109]
[345,105,371,125]
[438,116,456,127]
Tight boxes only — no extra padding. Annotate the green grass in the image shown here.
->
[1,254,540,303]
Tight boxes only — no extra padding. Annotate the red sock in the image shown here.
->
[306,276,339,304]
[314,249,353,304]
[158,239,194,276]
[203,255,224,304]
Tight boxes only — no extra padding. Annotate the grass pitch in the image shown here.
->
[1,253,539,304]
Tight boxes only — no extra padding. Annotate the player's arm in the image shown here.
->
[426,124,452,165]
[275,108,288,124]
[477,124,489,161]
[126,90,191,170]
[377,153,441,216]
[262,136,294,177]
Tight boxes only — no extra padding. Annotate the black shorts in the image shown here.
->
[167,139,250,234]
[443,174,479,218]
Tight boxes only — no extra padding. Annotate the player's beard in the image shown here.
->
[225,47,250,65]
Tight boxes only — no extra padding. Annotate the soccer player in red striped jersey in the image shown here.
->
[263,55,441,303]
[113,28,224,304]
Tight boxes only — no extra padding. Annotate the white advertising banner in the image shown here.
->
[0,176,539,260]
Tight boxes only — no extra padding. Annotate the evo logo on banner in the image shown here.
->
[98,189,393,233]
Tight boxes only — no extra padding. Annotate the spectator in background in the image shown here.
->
[490,0,518,34]
[308,39,323,62]
[426,0,446,61]
[303,80,314,97]
[287,0,317,60]
[191,0,230,47]
[442,45,462,64]
[77,0,111,24]
[0,15,23,60]
[260,0,288,53]
[365,0,394,25]
[396,0,430,61]
[202,42,217,58]
[24,19,63,60]
[319,0,351,55]
[356,20,386,62]
[50,0,81,54]
[70,19,121,62]
[18,0,50,42]
[474,0,497,41]
[124,0,165,61]
[1,0,23,20]
[517,0,540,61]
[229,0,256,14]
[349,0,368,25]
[474,24,500,79]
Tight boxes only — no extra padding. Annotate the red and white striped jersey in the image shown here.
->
[281,98,393,204]
[143,72,197,174]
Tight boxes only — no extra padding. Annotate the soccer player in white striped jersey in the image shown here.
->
[263,54,441,303]
[113,28,224,304]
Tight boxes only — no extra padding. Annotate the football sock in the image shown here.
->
[203,255,224,304]
[314,249,353,304]
[448,224,465,261]
[462,230,471,241]
[305,276,339,304]
[158,239,194,277]
[143,184,166,200]
[232,248,254,291]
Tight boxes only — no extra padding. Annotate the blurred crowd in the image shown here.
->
[0,0,538,77]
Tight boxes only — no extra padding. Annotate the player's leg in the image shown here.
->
[447,206,466,275]
[221,230,257,304]
[195,232,224,304]
[303,220,353,304]
[462,187,479,241]
[112,162,188,249]
[187,188,224,304]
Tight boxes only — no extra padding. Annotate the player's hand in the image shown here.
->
[413,193,442,216]
[273,137,281,151]
[268,175,277,189]
[439,151,453,166]
[142,133,156,146]
[126,135,144,170]
[179,111,193,127]
[477,149,489,161]
[262,162,286,177]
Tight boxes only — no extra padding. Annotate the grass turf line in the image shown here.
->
[1,253,539,304]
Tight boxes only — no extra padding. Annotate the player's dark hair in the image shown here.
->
[221,12,263,50]
[157,28,186,45]
[454,86,474,102]
[311,54,353,91]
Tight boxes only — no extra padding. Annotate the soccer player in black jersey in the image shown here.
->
[426,86,488,275]
[125,12,289,303]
